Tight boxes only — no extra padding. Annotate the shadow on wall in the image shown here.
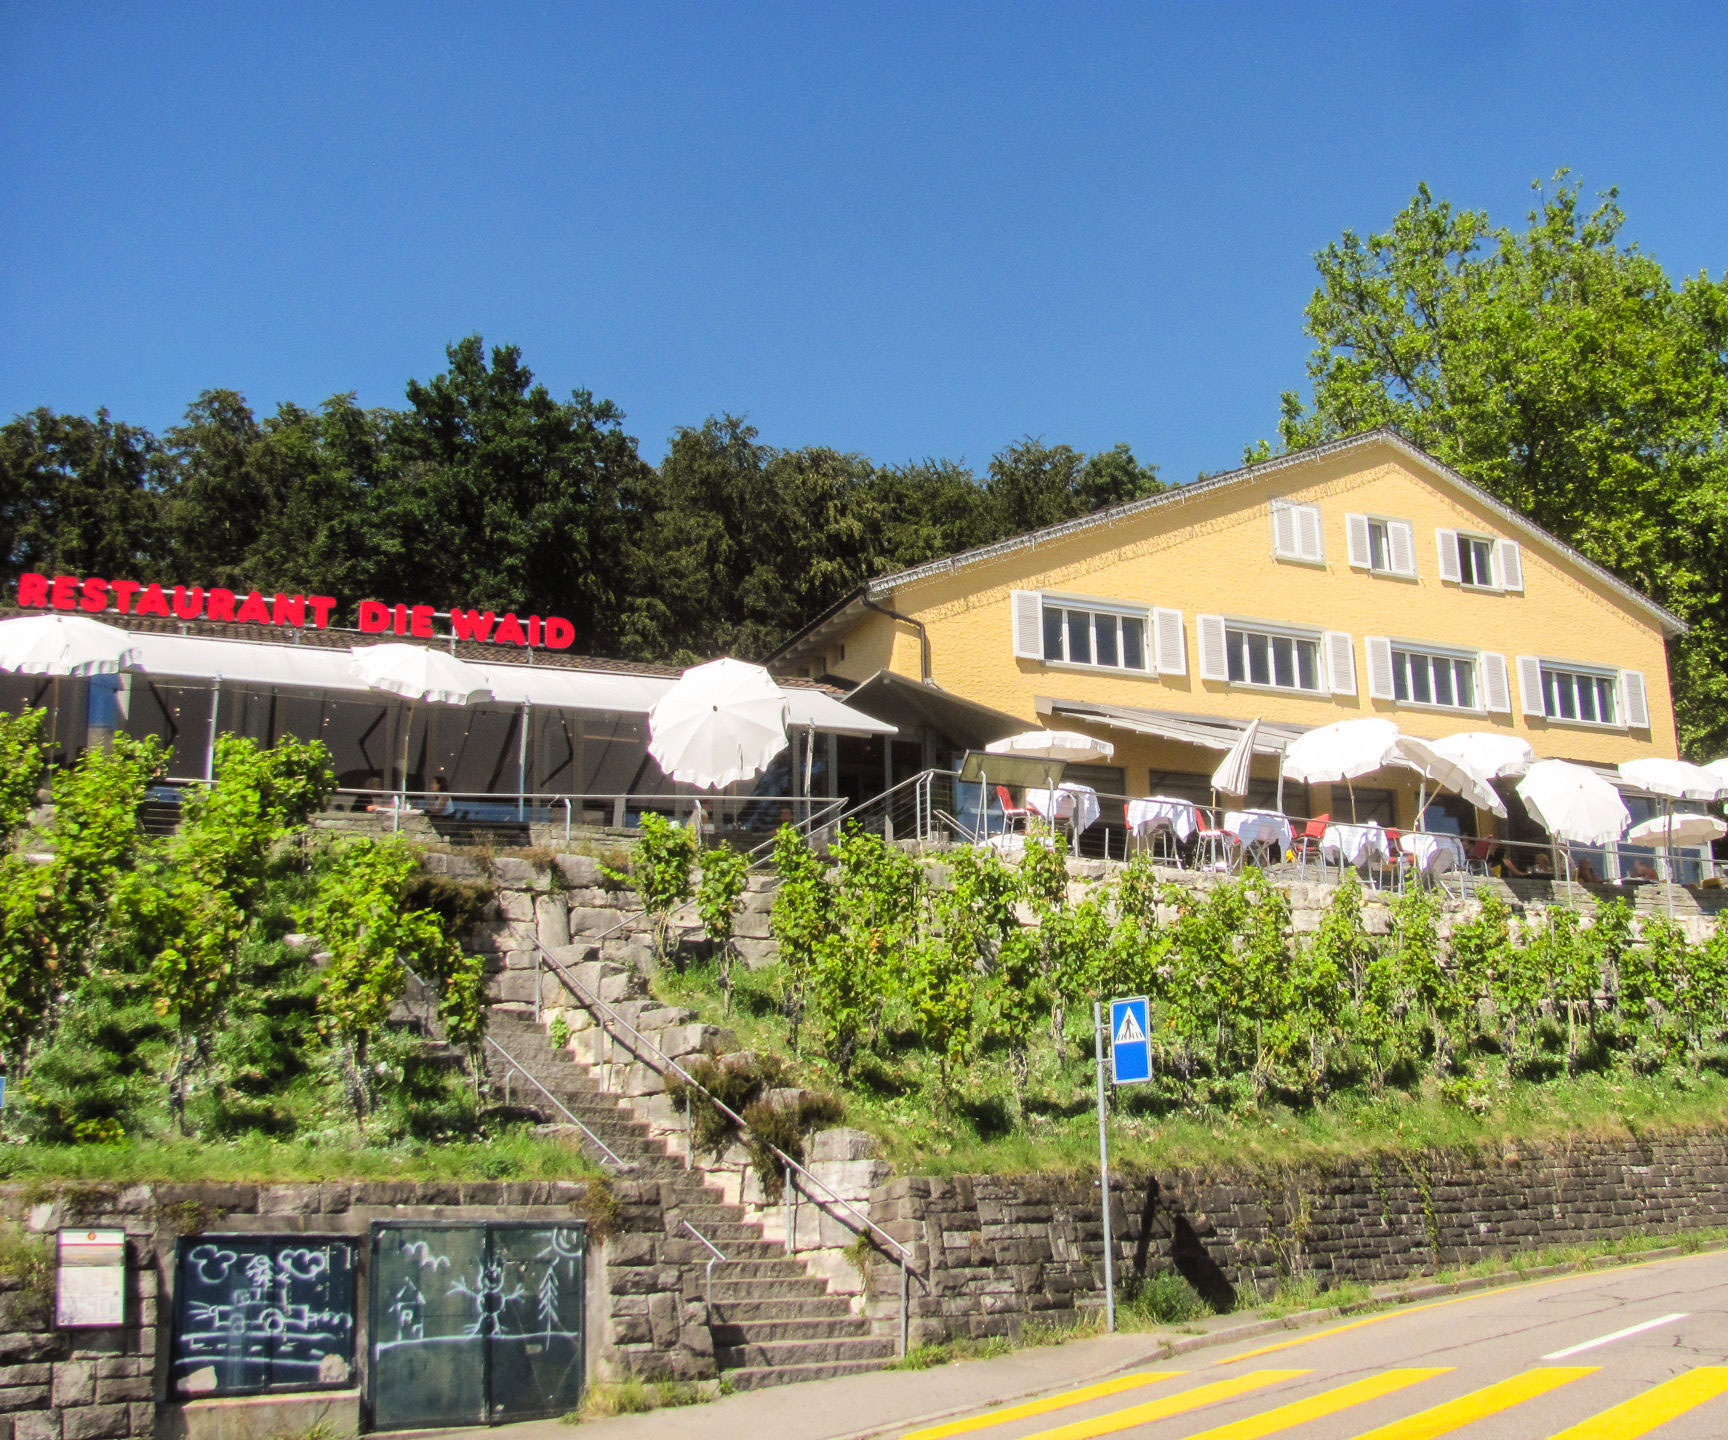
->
[1134,1176,1239,1313]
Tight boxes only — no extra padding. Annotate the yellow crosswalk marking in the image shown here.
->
[900,1372,1184,1440]
[1017,1369,1310,1440]
[1543,1366,1728,1439]
[1346,1367,1597,1439]
[1178,1369,1451,1440]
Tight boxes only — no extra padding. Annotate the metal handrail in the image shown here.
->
[534,935,916,1355]
[682,1219,727,1324]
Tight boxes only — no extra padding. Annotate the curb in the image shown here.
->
[832,1237,1728,1440]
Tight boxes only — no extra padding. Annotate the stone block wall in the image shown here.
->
[863,1134,1728,1346]
[0,1177,701,1440]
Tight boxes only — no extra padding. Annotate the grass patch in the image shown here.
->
[564,1379,713,1421]
[0,1226,52,1325]
[1119,1271,1229,1328]
[0,1132,604,1184]
[1256,1275,1375,1319]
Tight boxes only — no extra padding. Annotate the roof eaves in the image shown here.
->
[864,427,1688,638]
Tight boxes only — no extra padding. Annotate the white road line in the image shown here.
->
[1542,1312,1690,1359]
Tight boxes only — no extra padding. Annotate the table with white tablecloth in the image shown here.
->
[1398,832,1466,878]
[1225,809,1295,866]
[1321,820,1389,867]
[1126,796,1200,843]
[1025,783,1101,833]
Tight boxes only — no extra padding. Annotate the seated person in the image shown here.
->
[1529,851,1554,877]
[1630,858,1659,882]
[1491,845,1527,877]
[424,775,454,816]
[1575,857,1601,884]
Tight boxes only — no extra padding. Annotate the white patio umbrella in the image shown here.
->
[1516,759,1631,848]
[648,657,790,792]
[1429,732,1535,782]
[0,614,141,676]
[1617,758,1728,908]
[1210,718,1260,801]
[1280,717,1403,821]
[1704,757,1728,786]
[1392,734,1508,821]
[985,730,1116,764]
[1627,812,1727,847]
[0,614,142,753]
[350,644,492,796]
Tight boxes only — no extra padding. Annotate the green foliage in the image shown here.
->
[768,825,831,1048]
[666,1050,842,1200]
[1267,174,1728,754]
[695,843,749,1009]
[0,708,47,844]
[616,813,697,965]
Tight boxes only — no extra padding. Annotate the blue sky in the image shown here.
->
[3,2,1724,484]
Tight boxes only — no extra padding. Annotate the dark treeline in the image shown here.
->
[0,336,1161,664]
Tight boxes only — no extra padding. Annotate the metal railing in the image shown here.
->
[534,934,918,1356]
[683,1220,728,1325]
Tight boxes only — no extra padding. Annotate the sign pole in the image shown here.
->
[1093,1000,1116,1333]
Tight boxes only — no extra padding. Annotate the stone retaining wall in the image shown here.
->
[862,1133,1728,1345]
[0,1177,699,1440]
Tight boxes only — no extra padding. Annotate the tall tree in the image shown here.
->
[986,436,1162,535]
[0,408,164,584]
[1262,175,1728,753]
[381,336,653,651]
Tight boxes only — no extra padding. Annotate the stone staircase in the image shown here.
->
[480,1010,897,1390]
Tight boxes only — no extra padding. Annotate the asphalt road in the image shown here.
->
[898,1251,1728,1440]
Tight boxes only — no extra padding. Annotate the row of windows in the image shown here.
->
[1010,590,1650,728]
[1273,499,1526,593]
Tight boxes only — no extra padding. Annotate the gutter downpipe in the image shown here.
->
[860,594,932,683]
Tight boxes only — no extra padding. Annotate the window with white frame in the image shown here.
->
[1346,514,1416,577]
[1226,624,1321,691]
[1393,647,1476,708]
[1010,591,1187,675]
[1516,656,1648,728]
[1041,601,1147,671]
[1365,638,1510,712]
[1436,529,1524,591]
[1269,500,1325,564]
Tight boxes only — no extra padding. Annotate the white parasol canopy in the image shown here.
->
[1429,732,1534,781]
[1210,718,1260,800]
[1280,718,1402,786]
[985,729,1115,764]
[349,644,492,705]
[1617,757,1728,801]
[0,614,140,677]
[1392,734,1508,818]
[1704,757,1728,785]
[1626,812,1728,847]
[648,657,790,791]
[1516,760,1631,847]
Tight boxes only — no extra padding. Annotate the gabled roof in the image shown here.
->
[767,428,1687,665]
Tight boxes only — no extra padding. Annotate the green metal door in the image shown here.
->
[368,1221,586,1429]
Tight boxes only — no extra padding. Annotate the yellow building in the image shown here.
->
[768,430,1686,844]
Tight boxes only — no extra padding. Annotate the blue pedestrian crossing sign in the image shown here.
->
[1109,996,1152,1085]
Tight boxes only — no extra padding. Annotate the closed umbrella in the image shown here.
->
[0,614,142,755]
[1280,717,1403,821]
[648,657,790,792]
[1210,718,1260,802]
[350,644,492,798]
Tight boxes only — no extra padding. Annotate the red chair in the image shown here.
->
[995,785,1031,835]
[1465,837,1494,877]
[1292,814,1330,877]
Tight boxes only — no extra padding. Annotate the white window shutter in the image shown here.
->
[1324,631,1356,695]
[1364,636,1395,700]
[1270,501,1298,558]
[1517,655,1546,717]
[1011,590,1043,659]
[1389,521,1416,577]
[1153,608,1186,676]
[1437,529,1462,584]
[1345,514,1371,569]
[1297,505,1325,562]
[1620,670,1650,729]
[1196,614,1229,681]
[1480,653,1512,713]
[1497,539,1524,592]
